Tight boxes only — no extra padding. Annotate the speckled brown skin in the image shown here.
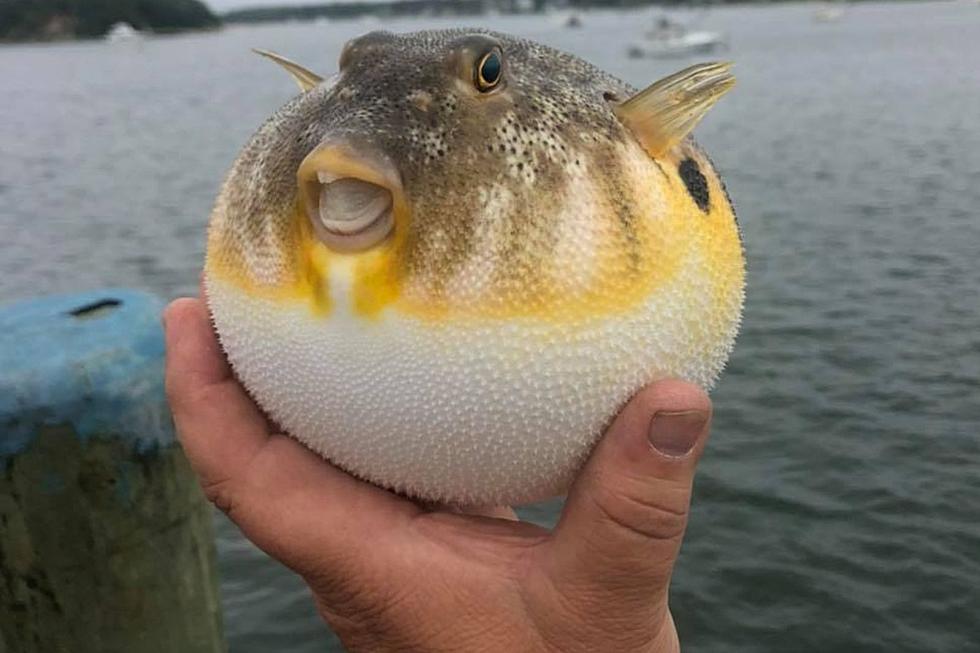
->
[208,29,733,311]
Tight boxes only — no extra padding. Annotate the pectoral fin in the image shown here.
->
[614,62,735,159]
[253,48,324,92]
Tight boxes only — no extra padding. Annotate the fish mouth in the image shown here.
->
[297,142,403,253]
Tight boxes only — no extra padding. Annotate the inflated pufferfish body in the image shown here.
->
[206,29,745,505]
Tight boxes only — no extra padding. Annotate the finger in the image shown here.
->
[546,379,711,608]
[216,433,423,585]
[164,297,424,580]
[163,297,270,488]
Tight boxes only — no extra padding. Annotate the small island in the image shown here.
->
[0,0,220,42]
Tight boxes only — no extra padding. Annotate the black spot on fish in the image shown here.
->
[679,158,710,213]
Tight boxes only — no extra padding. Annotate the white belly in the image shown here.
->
[206,253,740,505]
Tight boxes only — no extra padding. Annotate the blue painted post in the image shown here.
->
[0,290,224,653]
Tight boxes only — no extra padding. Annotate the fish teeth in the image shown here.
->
[319,179,392,235]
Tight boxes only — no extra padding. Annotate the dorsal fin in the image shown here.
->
[253,48,324,92]
[614,62,735,158]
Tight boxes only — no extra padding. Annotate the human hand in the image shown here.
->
[164,295,712,653]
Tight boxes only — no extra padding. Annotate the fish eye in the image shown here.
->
[475,49,503,92]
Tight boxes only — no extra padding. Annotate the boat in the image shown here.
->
[628,16,725,59]
[813,6,846,22]
[105,22,143,42]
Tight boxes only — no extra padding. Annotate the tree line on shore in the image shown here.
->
[0,0,704,41]
[0,0,219,41]
[224,0,752,24]
[1,0,857,41]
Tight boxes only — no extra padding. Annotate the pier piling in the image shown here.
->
[0,290,224,653]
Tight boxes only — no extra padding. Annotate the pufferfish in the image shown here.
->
[205,29,745,506]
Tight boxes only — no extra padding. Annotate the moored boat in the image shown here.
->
[105,22,143,42]
[628,17,726,59]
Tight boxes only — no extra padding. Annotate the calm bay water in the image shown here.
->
[2,2,979,650]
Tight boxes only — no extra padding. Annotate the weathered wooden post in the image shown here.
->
[0,289,225,653]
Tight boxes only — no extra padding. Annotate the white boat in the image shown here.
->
[105,22,143,42]
[629,15,725,59]
[813,6,846,22]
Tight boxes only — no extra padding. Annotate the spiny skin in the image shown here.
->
[206,29,745,505]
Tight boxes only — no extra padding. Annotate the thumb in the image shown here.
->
[545,379,711,618]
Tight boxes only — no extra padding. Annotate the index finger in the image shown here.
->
[163,296,270,489]
[162,297,424,584]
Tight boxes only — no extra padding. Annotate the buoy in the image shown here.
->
[0,289,224,653]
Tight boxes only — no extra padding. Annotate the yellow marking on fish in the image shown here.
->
[206,204,333,316]
[702,171,745,311]
[350,246,402,319]
[207,147,744,327]
[659,147,744,312]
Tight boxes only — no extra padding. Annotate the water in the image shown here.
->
[2,2,979,651]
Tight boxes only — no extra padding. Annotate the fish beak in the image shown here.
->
[297,141,404,253]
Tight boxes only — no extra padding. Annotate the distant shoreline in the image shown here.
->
[221,0,931,24]
[0,24,222,46]
[0,0,944,43]
[0,0,219,44]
